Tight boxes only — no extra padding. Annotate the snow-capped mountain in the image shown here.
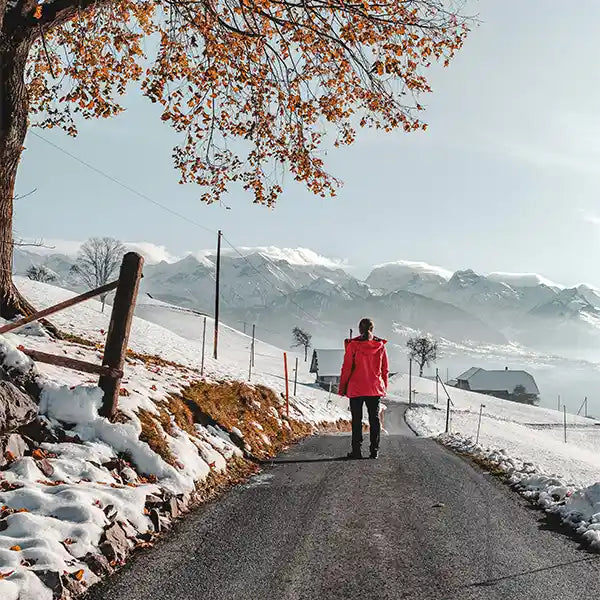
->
[13,243,600,357]
[366,260,451,293]
[228,287,507,351]
[530,288,600,320]
[576,284,600,309]
[140,251,360,312]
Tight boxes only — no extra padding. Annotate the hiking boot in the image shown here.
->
[369,449,378,460]
[346,450,362,460]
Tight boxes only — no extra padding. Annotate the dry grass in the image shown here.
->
[126,349,186,370]
[172,380,317,459]
[192,456,259,505]
[59,331,98,348]
[137,408,175,466]
[137,378,350,469]
[165,395,195,435]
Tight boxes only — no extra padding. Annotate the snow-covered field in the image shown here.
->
[395,375,600,551]
[0,278,348,599]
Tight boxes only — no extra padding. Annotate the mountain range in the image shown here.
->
[13,246,600,358]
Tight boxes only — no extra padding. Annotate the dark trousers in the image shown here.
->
[350,396,381,452]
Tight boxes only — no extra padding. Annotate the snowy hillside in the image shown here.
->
[15,244,600,388]
[0,279,348,600]
[393,374,600,486]
[398,374,600,552]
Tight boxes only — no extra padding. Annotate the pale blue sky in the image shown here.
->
[14,0,600,285]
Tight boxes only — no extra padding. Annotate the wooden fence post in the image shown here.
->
[99,252,144,419]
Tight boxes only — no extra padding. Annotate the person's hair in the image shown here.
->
[358,318,374,340]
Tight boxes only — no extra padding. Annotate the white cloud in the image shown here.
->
[124,242,180,265]
[17,239,180,266]
[580,210,600,226]
[17,239,83,257]
[372,259,453,280]
[193,245,347,269]
[487,272,564,289]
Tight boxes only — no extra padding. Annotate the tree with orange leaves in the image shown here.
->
[0,0,469,318]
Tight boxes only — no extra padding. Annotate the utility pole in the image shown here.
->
[213,230,222,360]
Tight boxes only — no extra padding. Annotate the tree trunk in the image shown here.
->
[0,37,36,319]
[419,364,424,377]
[304,345,308,362]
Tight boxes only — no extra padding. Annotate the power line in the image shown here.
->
[221,234,326,326]
[30,131,328,327]
[30,131,215,236]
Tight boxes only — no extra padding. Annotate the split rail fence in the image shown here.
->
[0,252,144,420]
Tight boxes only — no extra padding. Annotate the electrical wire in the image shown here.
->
[30,131,328,327]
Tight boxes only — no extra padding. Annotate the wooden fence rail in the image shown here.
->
[0,280,119,335]
[3,252,143,420]
[20,348,123,379]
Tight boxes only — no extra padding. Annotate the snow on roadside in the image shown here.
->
[398,374,600,553]
[0,279,349,599]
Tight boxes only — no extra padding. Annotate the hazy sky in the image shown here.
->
[14,0,600,285]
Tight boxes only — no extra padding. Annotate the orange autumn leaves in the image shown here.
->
[26,0,469,205]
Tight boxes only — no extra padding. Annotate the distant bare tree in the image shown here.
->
[71,237,125,312]
[292,326,312,362]
[511,384,539,406]
[26,265,56,283]
[407,336,439,377]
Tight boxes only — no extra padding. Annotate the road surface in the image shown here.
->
[87,403,600,600]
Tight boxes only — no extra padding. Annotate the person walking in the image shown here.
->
[339,318,389,459]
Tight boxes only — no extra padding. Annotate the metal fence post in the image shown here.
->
[248,342,252,381]
[445,394,451,434]
[99,252,144,419]
[476,404,485,444]
[201,316,206,377]
[408,358,412,405]
[563,405,567,443]
[283,352,290,417]
[294,356,298,396]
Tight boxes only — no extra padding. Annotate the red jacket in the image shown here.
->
[339,336,389,398]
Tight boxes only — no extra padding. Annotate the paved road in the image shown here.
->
[87,403,600,600]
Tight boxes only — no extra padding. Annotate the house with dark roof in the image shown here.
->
[453,367,540,405]
[309,349,345,391]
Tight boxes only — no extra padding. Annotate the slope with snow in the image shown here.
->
[0,279,348,600]
[397,374,600,552]
[394,374,600,486]
[16,244,600,396]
